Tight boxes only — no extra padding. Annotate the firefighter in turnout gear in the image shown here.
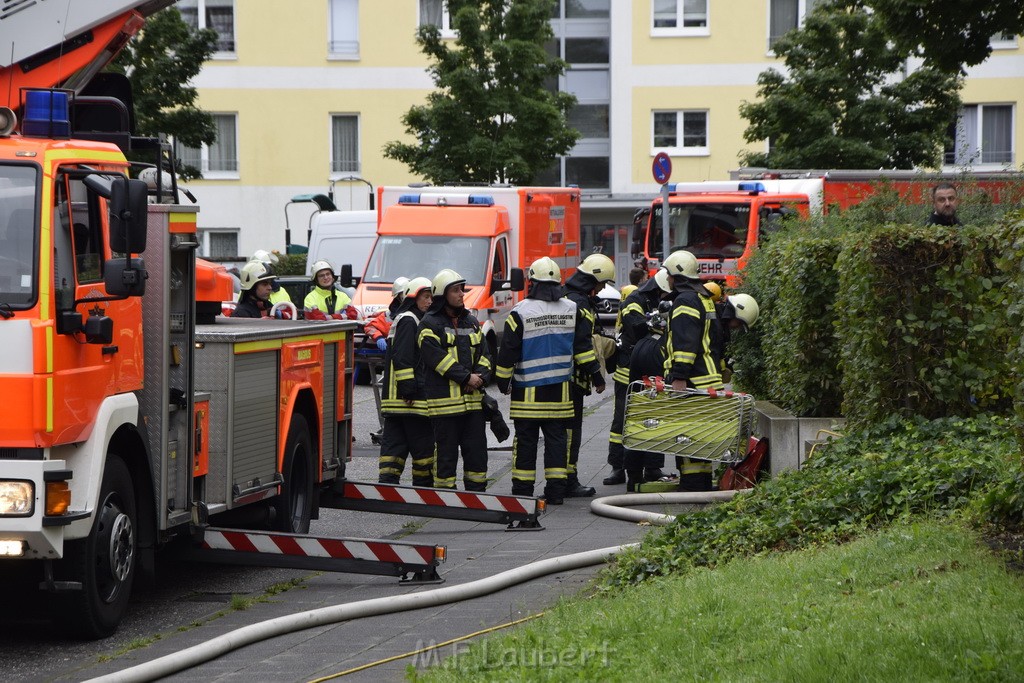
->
[605,268,672,486]
[495,257,589,504]
[563,253,610,495]
[662,250,723,491]
[710,292,759,383]
[245,249,292,307]
[378,277,434,486]
[418,269,492,491]
[304,260,357,319]
[232,260,278,318]
[625,301,673,492]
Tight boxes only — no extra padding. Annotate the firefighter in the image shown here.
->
[232,260,277,318]
[365,277,410,352]
[563,253,611,496]
[496,257,586,504]
[249,249,292,306]
[624,302,673,492]
[605,268,672,486]
[304,260,358,319]
[418,269,492,491]
[711,293,760,383]
[378,277,435,487]
[662,249,723,492]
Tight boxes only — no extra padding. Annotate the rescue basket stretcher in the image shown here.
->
[622,379,756,464]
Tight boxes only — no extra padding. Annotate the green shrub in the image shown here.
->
[275,252,307,276]
[607,415,1020,587]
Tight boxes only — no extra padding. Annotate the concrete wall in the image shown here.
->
[754,402,845,476]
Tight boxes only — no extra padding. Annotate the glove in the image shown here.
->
[274,307,293,320]
[305,308,327,321]
[375,337,388,352]
[331,313,345,320]
[344,305,360,320]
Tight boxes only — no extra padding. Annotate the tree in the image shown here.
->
[109,6,217,179]
[739,1,962,170]
[866,0,1024,73]
[383,0,579,185]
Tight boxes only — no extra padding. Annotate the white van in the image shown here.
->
[305,209,378,280]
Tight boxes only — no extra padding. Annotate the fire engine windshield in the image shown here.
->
[362,236,490,286]
[0,165,39,308]
[649,203,750,260]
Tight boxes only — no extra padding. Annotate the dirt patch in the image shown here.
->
[983,525,1024,574]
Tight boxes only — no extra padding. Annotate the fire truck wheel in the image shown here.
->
[274,413,315,533]
[55,454,137,639]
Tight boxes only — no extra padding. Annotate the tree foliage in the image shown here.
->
[739,0,962,170]
[866,0,1024,73]
[383,0,580,185]
[109,6,216,178]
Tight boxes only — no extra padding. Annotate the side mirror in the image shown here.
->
[84,174,148,253]
[338,263,354,287]
[105,257,148,297]
[84,312,114,345]
[508,268,525,292]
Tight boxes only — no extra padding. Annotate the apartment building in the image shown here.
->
[177,0,1022,267]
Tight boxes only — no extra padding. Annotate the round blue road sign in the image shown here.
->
[652,152,672,184]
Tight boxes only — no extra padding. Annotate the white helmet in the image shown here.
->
[239,260,276,291]
[251,249,279,266]
[727,293,760,329]
[663,250,699,280]
[404,276,432,299]
[528,256,561,283]
[431,268,466,297]
[578,253,616,283]
[310,259,336,283]
[391,276,411,299]
[653,268,672,293]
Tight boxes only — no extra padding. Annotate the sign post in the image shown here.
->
[652,153,673,264]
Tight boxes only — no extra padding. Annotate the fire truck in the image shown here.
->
[633,168,1024,287]
[0,1,544,639]
[352,186,582,356]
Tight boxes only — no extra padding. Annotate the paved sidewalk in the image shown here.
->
[74,390,653,682]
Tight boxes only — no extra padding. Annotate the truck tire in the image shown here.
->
[274,412,314,533]
[55,454,137,639]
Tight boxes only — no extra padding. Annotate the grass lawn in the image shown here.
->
[413,519,1024,681]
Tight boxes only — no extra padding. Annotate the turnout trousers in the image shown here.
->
[607,381,627,469]
[378,415,435,487]
[431,411,488,491]
[511,418,569,499]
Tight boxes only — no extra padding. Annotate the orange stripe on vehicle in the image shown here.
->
[169,212,197,234]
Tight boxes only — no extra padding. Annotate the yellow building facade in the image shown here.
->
[178,0,1023,269]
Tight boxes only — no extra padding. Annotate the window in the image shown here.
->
[174,113,239,177]
[652,0,708,35]
[200,229,239,259]
[330,115,360,175]
[769,0,819,49]
[329,0,359,57]
[653,110,708,155]
[550,0,610,19]
[945,104,1014,166]
[991,31,1018,49]
[419,0,455,37]
[177,0,235,54]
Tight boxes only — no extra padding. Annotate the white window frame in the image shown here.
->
[651,0,709,38]
[651,110,709,156]
[419,0,457,39]
[767,0,818,53]
[198,228,240,260]
[945,103,1015,169]
[330,114,361,178]
[177,0,236,58]
[991,31,1018,50]
[328,0,360,59]
[174,113,239,179]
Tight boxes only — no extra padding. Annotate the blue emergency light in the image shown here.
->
[398,194,421,204]
[738,182,766,193]
[467,195,494,205]
[397,193,495,206]
[22,89,71,138]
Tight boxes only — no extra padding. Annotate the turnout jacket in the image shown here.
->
[613,276,665,385]
[563,271,606,393]
[381,299,428,416]
[417,302,492,417]
[662,280,723,389]
[495,283,587,420]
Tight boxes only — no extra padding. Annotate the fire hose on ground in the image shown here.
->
[86,490,741,683]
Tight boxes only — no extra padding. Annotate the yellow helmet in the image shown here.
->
[704,281,723,302]
[619,284,638,301]
[528,256,561,283]
[579,253,616,283]
[663,250,699,280]
[431,268,466,297]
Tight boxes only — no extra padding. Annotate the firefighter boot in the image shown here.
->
[543,481,566,506]
[643,468,666,482]
[564,476,596,497]
[602,468,626,485]
[625,468,645,493]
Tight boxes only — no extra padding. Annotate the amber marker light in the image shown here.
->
[45,481,71,516]
[435,546,447,563]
